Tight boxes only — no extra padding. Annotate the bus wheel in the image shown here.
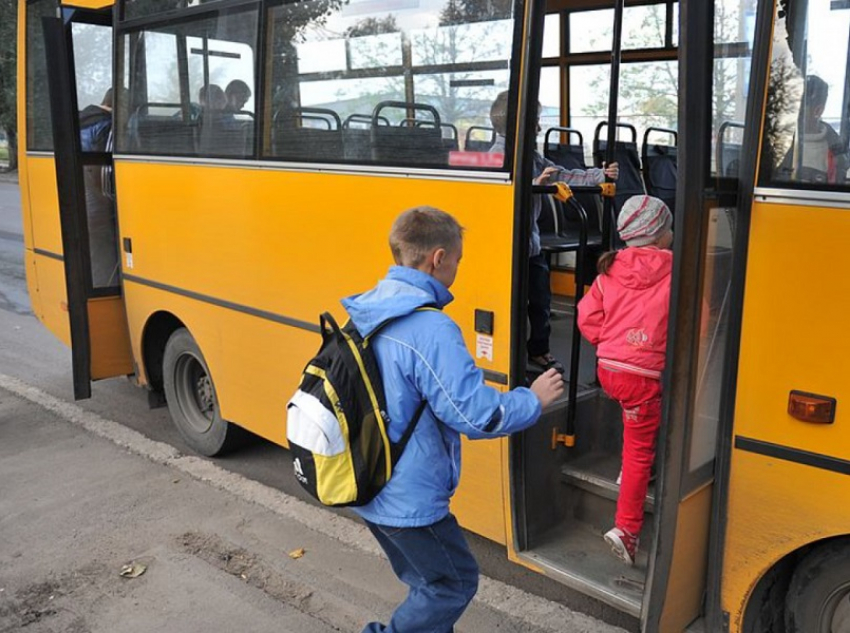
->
[786,540,850,633]
[163,327,234,456]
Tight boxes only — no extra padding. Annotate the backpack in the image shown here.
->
[286,310,428,507]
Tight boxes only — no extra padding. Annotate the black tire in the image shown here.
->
[162,328,238,456]
[786,540,850,633]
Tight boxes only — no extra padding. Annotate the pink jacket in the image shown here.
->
[577,247,673,379]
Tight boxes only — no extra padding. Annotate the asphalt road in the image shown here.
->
[0,175,638,633]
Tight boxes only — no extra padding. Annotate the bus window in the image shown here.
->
[569,4,671,55]
[263,0,517,169]
[542,13,559,59]
[124,0,220,21]
[73,21,119,288]
[758,0,850,188]
[118,7,259,158]
[26,0,59,152]
[568,61,677,167]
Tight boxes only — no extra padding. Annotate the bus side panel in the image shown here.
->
[114,162,515,543]
[88,296,133,379]
[24,157,64,258]
[722,199,850,631]
[453,435,508,544]
[657,484,711,633]
[21,155,71,344]
[28,253,71,346]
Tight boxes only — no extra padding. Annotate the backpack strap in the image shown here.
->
[319,311,341,343]
[390,399,428,465]
[364,304,440,345]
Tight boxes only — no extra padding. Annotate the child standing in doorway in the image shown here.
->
[577,195,673,566]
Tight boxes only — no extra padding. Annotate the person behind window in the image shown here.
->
[79,88,114,152]
[489,90,618,376]
[780,75,848,184]
[224,79,251,114]
[79,88,119,286]
[199,84,226,112]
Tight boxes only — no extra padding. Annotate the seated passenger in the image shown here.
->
[780,75,847,184]
[200,84,227,111]
[224,80,252,114]
[79,89,120,286]
[79,88,114,152]
[189,84,226,121]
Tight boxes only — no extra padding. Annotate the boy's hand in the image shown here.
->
[530,368,565,409]
[602,161,619,180]
[534,166,559,185]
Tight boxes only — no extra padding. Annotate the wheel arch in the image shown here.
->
[141,311,186,393]
[742,534,850,633]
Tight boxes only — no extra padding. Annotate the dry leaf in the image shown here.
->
[288,548,306,559]
[119,563,147,578]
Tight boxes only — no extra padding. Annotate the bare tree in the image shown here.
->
[0,0,18,171]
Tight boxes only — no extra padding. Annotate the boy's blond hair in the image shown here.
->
[389,206,464,267]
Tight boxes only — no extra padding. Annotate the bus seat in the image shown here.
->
[717,121,745,177]
[197,111,253,157]
[544,127,587,170]
[129,103,197,155]
[370,101,446,165]
[641,127,678,215]
[272,107,342,162]
[464,126,496,152]
[544,127,604,277]
[440,123,459,152]
[402,120,459,152]
[593,122,646,245]
[342,113,390,161]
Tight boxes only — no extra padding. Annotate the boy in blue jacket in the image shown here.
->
[343,206,564,633]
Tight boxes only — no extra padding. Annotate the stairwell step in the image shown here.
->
[561,452,655,513]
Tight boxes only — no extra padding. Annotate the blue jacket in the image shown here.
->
[342,266,542,527]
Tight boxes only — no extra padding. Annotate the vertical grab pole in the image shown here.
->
[602,0,625,249]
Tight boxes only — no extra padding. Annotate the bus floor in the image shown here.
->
[518,292,655,618]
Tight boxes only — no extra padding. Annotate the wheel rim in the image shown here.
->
[174,352,216,434]
[820,580,850,633]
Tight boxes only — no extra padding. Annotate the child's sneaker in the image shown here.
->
[604,527,638,566]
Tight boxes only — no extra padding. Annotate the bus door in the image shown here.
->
[509,0,760,628]
[42,6,133,400]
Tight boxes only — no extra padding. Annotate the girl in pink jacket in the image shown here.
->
[577,195,673,566]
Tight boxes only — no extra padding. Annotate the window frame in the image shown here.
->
[115,0,526,175]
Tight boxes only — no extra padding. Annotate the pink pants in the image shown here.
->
[597,366,662,537]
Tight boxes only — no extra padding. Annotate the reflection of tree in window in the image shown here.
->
[582,7,678,133]
[269,0,348,129]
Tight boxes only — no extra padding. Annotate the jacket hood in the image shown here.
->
[341,265,454,337]
[607,247,672,290]
[79,104,110,129]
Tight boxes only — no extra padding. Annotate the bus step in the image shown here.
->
[561,452,656,513]
[519,521,645,617]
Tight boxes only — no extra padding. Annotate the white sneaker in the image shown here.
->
[604,527,638,566]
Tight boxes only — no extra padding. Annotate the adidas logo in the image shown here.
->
[293,457,308,484]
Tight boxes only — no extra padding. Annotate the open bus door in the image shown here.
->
[509,0,759,629]
[42,6,133,400]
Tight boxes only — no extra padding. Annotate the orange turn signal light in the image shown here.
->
[788,390,836,424]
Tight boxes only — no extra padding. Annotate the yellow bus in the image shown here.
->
[17,0,850,629]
